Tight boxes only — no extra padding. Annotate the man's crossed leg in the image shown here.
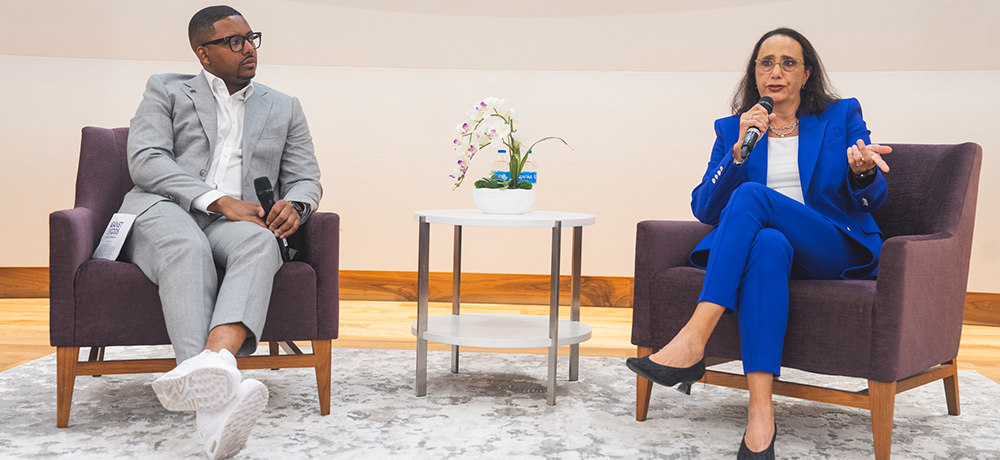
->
[125,201,282,459]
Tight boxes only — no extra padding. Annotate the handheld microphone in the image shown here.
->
[254,176,291,262]
[739,96,774,162]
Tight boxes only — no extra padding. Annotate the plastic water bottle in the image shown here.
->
[522,152,537,212]
[491,149,510,181]
[520,152,537,187]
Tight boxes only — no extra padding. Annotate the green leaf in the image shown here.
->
[525,136,573,154]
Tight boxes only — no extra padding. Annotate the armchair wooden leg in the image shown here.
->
[57,347,79,428]
[313,340,332,416]
[636,346,654,422]
[869,380,897,460]
[943,359,961,416]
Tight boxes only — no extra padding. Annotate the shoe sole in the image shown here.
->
[151,366,240,413]
[625,359,698,394]
[206,381,269,460]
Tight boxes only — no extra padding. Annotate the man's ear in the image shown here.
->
[195,47,211,66]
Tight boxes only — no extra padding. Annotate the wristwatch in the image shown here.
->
[290,201,307,218]
[854,167,877,180]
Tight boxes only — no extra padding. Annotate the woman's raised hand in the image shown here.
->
[847,139,892,174]
[733,108,776,162]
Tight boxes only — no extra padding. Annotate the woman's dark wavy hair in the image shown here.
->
[731,27,839,117]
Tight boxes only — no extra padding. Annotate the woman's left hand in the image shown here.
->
[848,139,892,174]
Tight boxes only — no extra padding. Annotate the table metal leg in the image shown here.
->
[570,226,582,381]
[416,217,430,397]
[547,221,562,405]
[451,225,462,373]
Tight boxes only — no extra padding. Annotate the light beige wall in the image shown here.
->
[1,0,998,291]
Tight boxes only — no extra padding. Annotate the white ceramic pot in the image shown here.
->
[472,188,536,215]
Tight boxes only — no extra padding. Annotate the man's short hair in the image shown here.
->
[188,5,243,49]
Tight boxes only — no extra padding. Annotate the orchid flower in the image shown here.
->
[456,121,474,136]
[482,120,510,146]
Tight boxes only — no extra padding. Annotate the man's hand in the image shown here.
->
[208,196,266,226]
[266,200,301,238]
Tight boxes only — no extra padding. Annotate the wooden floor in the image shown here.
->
[3,298,999,385]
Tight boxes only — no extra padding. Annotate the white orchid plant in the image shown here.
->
[450,97,569,190]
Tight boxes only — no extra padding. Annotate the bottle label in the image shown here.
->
[491,171,535,183]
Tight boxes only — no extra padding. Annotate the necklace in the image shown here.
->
[770,119,799,138]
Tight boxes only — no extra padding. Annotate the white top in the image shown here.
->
[190,69,256,213]
[414,209,595,228]
[766,136,804,204]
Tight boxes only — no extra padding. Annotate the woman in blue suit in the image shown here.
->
[627,28,892,459]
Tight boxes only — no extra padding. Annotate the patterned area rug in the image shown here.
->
[1,346,998,459]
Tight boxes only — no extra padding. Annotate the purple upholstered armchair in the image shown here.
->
[631,143,982,460]
[50,127,340,427]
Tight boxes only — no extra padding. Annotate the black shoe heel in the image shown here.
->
[676,380,695,395]
[625,356,706,393]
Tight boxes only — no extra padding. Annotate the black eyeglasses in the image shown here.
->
[201,32,262,52]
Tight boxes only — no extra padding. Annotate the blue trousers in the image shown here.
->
[698,182,870,376]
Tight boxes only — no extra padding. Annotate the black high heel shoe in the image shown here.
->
[737,423,776,460]
[625,355,705,395]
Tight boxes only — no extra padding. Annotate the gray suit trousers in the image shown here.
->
[123,200,282,363]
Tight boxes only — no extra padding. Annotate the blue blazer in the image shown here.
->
[689,98,886,279]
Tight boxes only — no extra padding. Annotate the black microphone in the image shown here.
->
[739,96,774,162]
[254,176,291,262]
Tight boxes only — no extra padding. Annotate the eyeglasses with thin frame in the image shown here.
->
[755,58,803,73]
[200,32,262,53]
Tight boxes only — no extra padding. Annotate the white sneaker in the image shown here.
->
[197,379,269,460]
[151,349,241,412]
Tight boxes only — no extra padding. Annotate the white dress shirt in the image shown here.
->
[766,136,805,204]
[191,70,255,213]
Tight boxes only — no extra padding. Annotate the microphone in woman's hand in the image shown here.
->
[740,96,774,161]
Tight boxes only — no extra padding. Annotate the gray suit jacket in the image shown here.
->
[120,73,322,222]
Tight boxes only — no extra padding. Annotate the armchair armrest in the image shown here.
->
[869,231,969,382]
[291,211,340,339]
[49,207,100,347]
[632,220,713,345]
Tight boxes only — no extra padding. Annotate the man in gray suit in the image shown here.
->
[118,5,321,459]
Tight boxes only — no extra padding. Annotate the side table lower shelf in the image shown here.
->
[411,314,592,405]
[410,314,592,348]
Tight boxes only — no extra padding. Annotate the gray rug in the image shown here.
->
[1,346,998,459]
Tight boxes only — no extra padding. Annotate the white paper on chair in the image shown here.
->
[92,213,136,261]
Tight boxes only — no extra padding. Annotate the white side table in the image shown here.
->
[412,209,596,405]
